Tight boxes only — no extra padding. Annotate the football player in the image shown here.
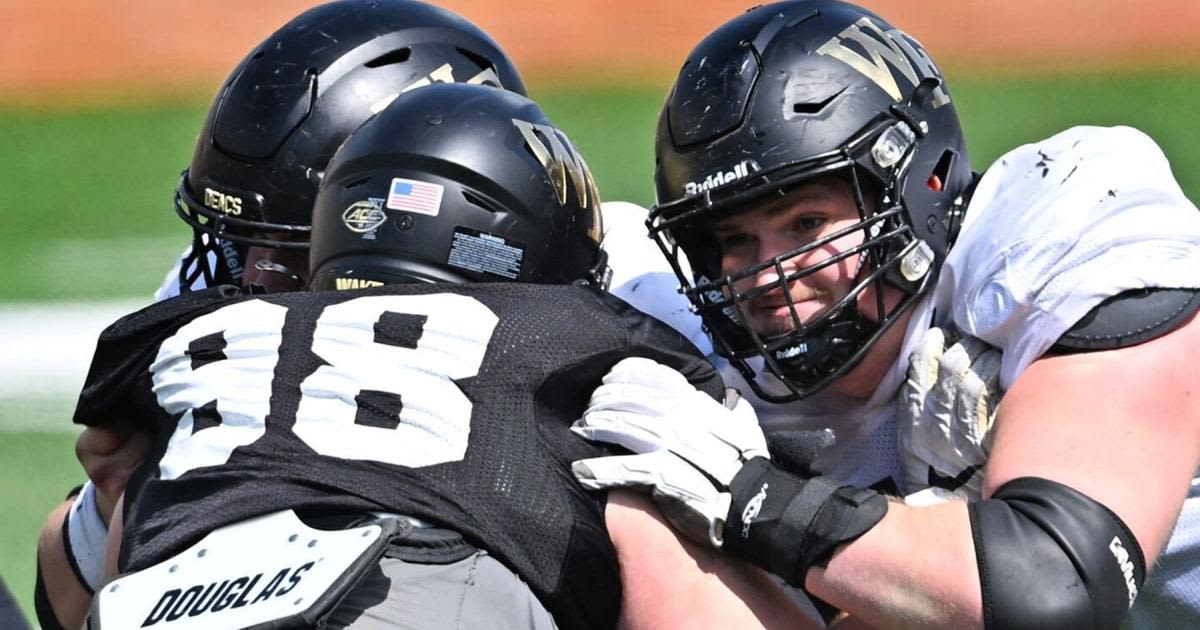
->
[161,0,526,299]
[63,84,813,630]
[570,2,1200,628]
[35,1,530,627]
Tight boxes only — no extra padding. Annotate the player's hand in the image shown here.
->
[75,423,152,523]
[570,357,768,547]
[899,326,1001,498]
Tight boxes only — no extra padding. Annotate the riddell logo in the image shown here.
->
[683,160,757,197]
[220,239,244,282]
[1109,537,1139,608]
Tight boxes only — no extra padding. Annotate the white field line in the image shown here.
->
[0,299,149,431]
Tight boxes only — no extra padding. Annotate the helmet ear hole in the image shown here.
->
[931,149,957,190]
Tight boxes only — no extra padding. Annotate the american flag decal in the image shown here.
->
[386,178,444,216]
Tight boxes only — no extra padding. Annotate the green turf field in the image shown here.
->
[0,432,85,627]
[3,71,1199,303]
[2,71,1198,625]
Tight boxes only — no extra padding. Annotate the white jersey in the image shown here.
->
[872,126,1200,628]
[607,126,1200,627]
[912,125,1200,629]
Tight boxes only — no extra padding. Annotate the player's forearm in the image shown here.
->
[606,491,822,630]
[36,500,94,630]
[806,500,982,630]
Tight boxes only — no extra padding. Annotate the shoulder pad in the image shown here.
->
[1053,288,1200,353]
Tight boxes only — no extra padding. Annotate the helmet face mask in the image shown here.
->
[173,0,526,291]
[651,0,973,401]
[308,83,609,293]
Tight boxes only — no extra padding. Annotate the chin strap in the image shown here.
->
[770,306,879,388]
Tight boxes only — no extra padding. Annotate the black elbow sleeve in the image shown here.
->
[969,477,1146,630]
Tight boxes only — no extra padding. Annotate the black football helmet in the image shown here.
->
[174,0,526,290]
[650,0,976,401]
[309,83,609,290]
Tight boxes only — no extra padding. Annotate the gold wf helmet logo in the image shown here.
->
[370,63,507,114]
[511,118,602,243]
[402,62,504,94]
[816,17,950,108]
[203,188,243,216]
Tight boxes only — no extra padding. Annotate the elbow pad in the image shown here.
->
[970,477,1146,630]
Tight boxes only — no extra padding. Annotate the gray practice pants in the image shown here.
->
[324,550,559,630]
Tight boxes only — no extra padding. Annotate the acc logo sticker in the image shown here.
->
[342,199,387,234]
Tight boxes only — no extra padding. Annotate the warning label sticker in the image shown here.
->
[447,227,524,280]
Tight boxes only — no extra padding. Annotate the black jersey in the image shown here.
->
[74,283,722,629]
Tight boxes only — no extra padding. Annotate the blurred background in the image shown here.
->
[2,0,1199,624]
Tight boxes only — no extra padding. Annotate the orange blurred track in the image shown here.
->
[1,1,1198,104]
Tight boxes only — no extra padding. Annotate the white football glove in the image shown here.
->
[571,357,768,547]
[899,326,1002,500]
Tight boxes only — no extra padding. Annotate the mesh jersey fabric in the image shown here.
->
[74,282,723,630]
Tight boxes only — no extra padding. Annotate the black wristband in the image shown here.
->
[722,457,888,586]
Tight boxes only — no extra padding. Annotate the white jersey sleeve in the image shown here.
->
[934,125,1200,388]
[601,201,712,355]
